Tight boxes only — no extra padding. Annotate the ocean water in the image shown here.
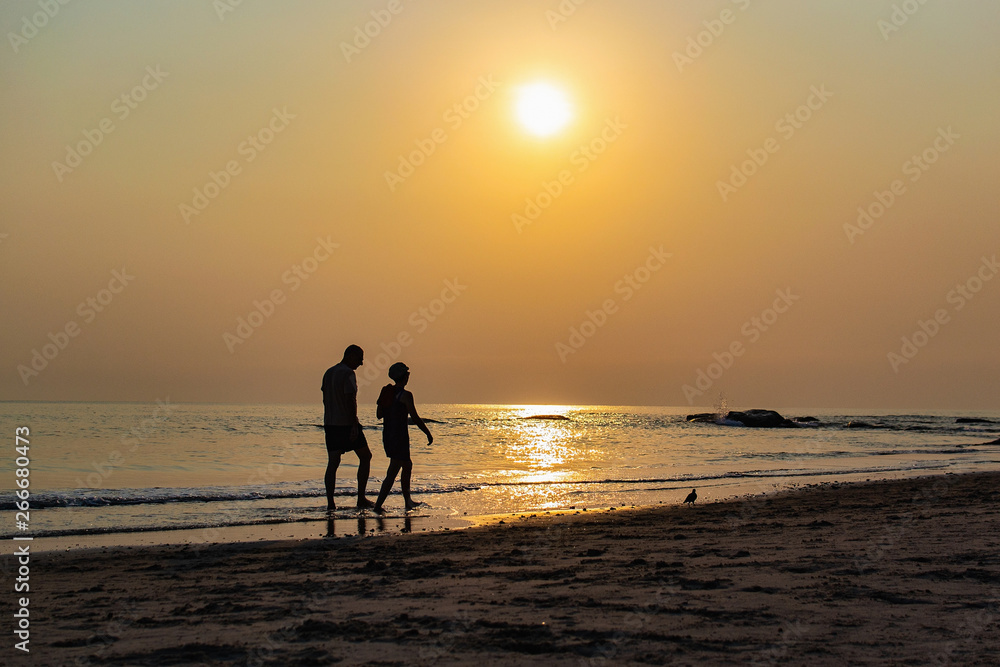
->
[2,402,999,545]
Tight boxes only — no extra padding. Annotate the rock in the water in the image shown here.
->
[725,409,797,428]
[957,417,994,424]
[794,416,820,423]
[687,409,800,428]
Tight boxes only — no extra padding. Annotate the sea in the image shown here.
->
[2,402,999,549]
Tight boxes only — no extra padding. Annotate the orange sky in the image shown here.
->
[2,1,998,409]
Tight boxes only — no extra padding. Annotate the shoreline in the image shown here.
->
[27,470,1000,665]
[23,460,1000,553]
[18,464,990,553]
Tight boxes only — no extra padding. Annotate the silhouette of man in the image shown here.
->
[322,344,373,510]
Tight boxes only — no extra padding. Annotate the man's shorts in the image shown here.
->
[325,424,368,456]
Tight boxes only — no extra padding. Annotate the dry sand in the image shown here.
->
[28,472,1000,665]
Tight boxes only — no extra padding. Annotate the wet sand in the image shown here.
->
[29,471,1000,665]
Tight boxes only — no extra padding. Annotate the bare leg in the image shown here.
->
[401,460,413,505]
[402,460,422,509]
[374,461,403,512]
[325,452,342,511]
[356,442,374,508]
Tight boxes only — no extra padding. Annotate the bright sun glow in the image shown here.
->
[516,82,573,137]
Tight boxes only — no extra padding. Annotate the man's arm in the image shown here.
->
[347,391,359,420]
[343,373,360,439]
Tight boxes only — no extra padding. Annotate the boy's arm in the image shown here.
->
[376,385,391,420]
[406,393,433,444]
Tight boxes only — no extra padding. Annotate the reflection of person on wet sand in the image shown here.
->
[327,514,413,539]
[373,362,432,513]
[375,515,413,534]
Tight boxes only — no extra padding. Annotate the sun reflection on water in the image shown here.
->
[488,405,603,487]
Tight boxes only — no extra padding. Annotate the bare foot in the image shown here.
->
[405,500,425,511]
[372,505,386,515]
[326,503,336,512]
[356,498,375,510]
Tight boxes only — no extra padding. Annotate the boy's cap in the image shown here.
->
[388,362,410,381]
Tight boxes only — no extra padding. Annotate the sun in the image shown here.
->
[515,82,573,137]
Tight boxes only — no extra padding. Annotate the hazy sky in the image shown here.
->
[2,0,998,409]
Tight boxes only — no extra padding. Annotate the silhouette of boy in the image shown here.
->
[373,362,432,512]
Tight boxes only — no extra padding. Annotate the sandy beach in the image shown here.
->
[28,471,1000,665]
[6,2,999,664]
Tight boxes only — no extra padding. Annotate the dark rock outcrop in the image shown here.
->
[727,409,798,428]
[957,417,995,424]
[686,409,799,428]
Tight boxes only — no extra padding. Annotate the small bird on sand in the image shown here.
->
[683,489,697,505]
